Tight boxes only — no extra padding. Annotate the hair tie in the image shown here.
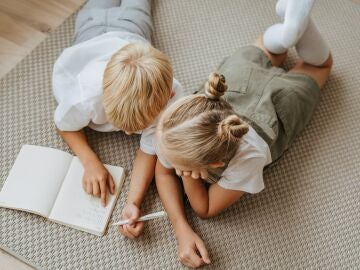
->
[204,90,219,100]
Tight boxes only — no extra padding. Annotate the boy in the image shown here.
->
[52,0,184,237]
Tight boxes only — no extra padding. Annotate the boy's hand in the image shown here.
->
[118,203,145,239]
[82,159,115,207]
[175,168,208,180]
[177,225,211,268]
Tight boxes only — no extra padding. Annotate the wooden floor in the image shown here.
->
[0,0,85,79]
[0,0,84,268]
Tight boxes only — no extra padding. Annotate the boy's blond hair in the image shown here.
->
[158,73,249,167]
[103,43,173,132]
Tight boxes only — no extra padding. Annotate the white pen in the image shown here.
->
[111,210,167,226]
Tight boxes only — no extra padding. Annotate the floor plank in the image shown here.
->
[0,0,85,78]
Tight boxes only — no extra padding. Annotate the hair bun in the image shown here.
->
[218,115,249,141]
[205,72,228,100]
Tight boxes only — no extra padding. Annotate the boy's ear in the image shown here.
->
[209,161,225,168]
[170,90,175,98]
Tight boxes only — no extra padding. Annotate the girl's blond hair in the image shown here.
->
[103,43,173,132]
[158,72,249,167]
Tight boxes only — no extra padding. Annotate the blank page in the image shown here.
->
[49,157,125,235]
[0,145,73,217]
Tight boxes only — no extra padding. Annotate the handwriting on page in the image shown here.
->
[74,195,107,231]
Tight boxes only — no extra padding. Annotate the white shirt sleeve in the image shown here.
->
[52,60,91,131]
[217,156,266,194]
[157,153,173,169]
[54,102,91,131]
[152,132,173,168]
[139,127,156,155]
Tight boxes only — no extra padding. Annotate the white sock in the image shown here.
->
[263,23,288,54]
[282,0,314,48]
[275,0,288,18]
[295,19,330,66]
[264,0,315,53]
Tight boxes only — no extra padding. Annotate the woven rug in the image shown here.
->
[1,0,359,269]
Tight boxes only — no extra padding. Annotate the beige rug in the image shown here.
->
[1,0,359,269]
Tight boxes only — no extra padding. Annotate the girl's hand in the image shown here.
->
[175,168,208,180]
[118,203,145,239]
[176,225,211,268]
[82,158,115,207]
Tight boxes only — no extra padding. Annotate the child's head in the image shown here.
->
[103,43,173,133]
[157,72,249,170]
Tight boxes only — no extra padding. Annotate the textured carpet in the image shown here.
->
[1,0,359,269]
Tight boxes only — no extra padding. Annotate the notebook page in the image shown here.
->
[0,145,73,217]
[49,157,125,235]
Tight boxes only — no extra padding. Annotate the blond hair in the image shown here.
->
[103,43,173,132]
[158,72,249,167]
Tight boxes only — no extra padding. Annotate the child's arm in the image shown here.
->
[155,161,211,268]
[58,129,115,206]
[182,176,245,218]
[118,149,156,239]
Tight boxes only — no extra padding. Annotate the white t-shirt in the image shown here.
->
[52,31,185,155]
[157,126,272,194]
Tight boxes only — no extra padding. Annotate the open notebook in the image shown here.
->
[0,145,125,236]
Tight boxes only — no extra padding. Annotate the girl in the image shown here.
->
[154,20,333,270]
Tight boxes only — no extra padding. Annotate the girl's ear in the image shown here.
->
[209,161,225,168]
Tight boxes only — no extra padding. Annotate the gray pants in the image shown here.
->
[74,0,153,44]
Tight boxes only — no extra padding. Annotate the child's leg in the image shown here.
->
[281,0,314,48]
[74,0,121,44]
[289,53,333,89]
[109,0,153,42]
[254,35,288,67]
[264,0,314,54]
[295,19,330,66]
[290,19,332,89]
